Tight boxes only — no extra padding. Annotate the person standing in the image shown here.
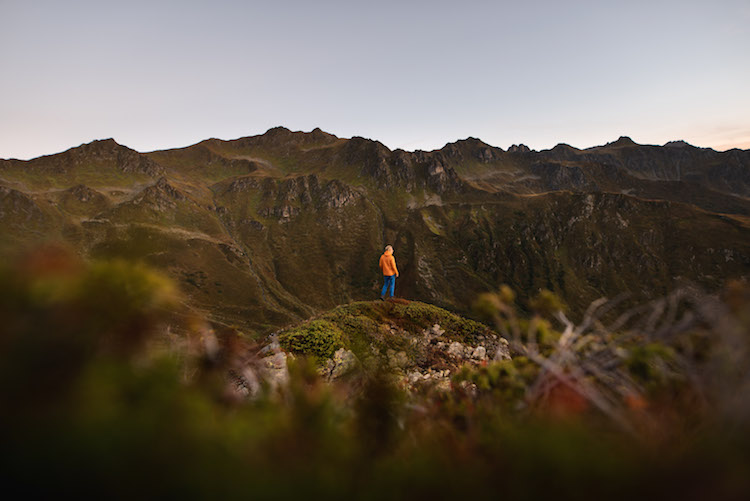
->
[379,245,399,300]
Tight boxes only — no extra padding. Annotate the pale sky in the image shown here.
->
[1,0,749,160]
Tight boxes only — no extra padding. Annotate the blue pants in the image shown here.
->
[381,274,396,298]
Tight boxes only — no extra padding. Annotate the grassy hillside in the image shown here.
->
[1,128,749,335]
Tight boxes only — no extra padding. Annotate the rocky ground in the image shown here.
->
[225,299,511,399]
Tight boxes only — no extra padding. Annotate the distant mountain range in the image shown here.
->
[2,127,748,334]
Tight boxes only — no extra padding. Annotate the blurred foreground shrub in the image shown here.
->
[1,246,750,499]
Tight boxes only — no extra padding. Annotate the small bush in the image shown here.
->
[454,357,538,407]
[530,289,564,317]
[278,320,346,360]
[625,342,677,391]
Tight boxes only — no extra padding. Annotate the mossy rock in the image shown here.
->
[320,300,493,344]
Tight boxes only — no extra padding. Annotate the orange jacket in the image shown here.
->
[379,249,399,277]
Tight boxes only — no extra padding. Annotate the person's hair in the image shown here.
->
[385,245,393,252]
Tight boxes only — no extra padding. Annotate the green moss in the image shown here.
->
[390,301,490,342]
[278,320,346,360]
[319,303,409,358]
[322,301,383,324]
[331,314,380,350]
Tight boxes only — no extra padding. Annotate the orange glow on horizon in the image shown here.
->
[709,139,750,151]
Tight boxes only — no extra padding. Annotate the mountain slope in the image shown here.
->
[1,129,748,334]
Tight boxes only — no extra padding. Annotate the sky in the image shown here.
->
[1,0,749,160]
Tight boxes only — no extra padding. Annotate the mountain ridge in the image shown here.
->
[3,126,748,163]
[1,127,749,335]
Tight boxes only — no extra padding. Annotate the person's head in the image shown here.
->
[385,245,393,253]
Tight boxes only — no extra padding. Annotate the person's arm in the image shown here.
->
[393,256,399,277]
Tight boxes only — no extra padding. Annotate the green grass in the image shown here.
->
[1,164,153,189]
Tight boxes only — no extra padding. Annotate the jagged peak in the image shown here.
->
[90,137,118,146]
[508,144,532,153]
[222,126,342,150]
[457,136,490,146]
[550,143,580,152]
[606,136,638,147]
[69,138,127,153]
[442,137,494,150]
[263,126,292,136]
[48,138,150,161]
[261,126,339,141]
[13,137,164,178]
[309,127,338,140]
[663,140,694,148]
[438,137,504,164]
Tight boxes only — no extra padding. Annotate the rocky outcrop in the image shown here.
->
[257,204,300,223]
[338,137,470,194]
[227,334,290,399]
[342,138,416,190]
[222,175,267,194]
[322,179,360,208]
[256,319,510,395]
[131,177,187,211]
[0,185,51,233]
[530,162,597,191]
[397,323,509,392]
[508,144,532,154]
[58,185,111,216]
[251,175,363,222]
[260,296,515,398]
[423,157,463,194]
[90,177,193,224]
[67,184,102,203]
[439,137,502,163]
[320,348,359,381]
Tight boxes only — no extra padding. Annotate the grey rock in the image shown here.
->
[493,338,511,361]
[471,346,487,361]
[387,349,410,369]
[330,348,358,379]
[447,342,466,358]
[259,351,289,390]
